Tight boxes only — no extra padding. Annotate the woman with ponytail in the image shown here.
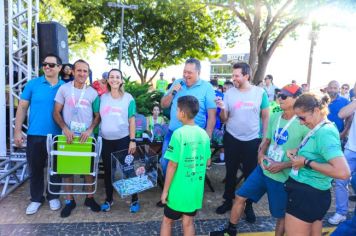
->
[284,93,350,236]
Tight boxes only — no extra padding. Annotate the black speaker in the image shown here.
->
[37,21,69,65]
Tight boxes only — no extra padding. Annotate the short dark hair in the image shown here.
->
[44,53,62,65]
[210,79,218,87]
[185,58,201,72]
[224,80,233,86]
[265,74,273,81]
[72,59,90,71]
[232,62,251,79]
[177,95,199,119]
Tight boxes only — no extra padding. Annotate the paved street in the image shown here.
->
[0,165,354,235]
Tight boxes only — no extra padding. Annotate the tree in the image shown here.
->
[209,0,333,84]
[39,0,105,60]
[62,0,237,84]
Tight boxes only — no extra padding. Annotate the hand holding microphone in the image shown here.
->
[172,81,184,96]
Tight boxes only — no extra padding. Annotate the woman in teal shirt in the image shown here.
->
[285,93,350,236]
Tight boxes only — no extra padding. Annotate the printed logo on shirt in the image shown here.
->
[233,101,255,110]
[167,145,174,152]
[101,106,123,117]
[274,128,289,145]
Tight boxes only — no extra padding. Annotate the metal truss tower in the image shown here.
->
[0,0,39,201]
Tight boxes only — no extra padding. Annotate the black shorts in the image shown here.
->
[284,178,331,223]
[164,205,197,220]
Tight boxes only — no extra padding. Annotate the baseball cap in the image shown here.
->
[280,84,302,97]
[102,72,109,79]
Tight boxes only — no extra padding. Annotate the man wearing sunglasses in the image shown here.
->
[14,54,64,215]
[210,84,307,236]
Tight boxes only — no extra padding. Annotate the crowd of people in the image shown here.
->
[13,53,355,236]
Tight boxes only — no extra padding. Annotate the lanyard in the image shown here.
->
[297,120,327,151]
[274,114,297,145]
[71,82,86,111]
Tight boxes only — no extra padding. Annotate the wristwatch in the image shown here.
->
[172,90,177,96]
[130,139,136,143]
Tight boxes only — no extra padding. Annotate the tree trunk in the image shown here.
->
[253,53,269,85]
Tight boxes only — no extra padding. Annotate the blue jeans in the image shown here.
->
[160,130,173,177]
[335,149,356,215]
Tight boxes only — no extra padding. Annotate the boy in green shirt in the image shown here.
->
[160,95,211,236]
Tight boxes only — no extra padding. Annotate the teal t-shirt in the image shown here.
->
[290,122,344,190]
[165,125,211,212]
[264,111,309,182]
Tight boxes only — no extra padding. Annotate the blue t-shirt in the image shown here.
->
[20,76,64,136]
[167,78,216,131]
[327,95,349,132]
[211,90,223,129]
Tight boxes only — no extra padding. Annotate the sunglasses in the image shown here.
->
[297,116,306,121]
[277,93,290,100]
[42,62,58,68]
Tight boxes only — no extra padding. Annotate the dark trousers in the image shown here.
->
[26,135,61,202]
[223,131,260,202]
[102,136,138,202]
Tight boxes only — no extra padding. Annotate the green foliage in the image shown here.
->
[39,0,105,60]
[123,76,163,116]
[61,0,237,83]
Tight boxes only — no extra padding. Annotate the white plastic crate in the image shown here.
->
[111,145,158,198]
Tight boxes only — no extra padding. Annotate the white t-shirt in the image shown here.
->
[99,92,136,140]
[55,82,98,132]
[224,86,269,141]
[346,111,356,152]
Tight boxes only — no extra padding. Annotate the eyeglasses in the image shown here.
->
[42,62,58,68]
[297,116,306,122]
[277,94,290,100]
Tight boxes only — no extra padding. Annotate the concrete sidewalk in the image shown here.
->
[0,165,354,235]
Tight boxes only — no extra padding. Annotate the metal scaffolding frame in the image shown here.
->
[0,0,39,201]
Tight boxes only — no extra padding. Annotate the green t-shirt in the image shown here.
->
[264,111,309,182]
[165,125,211,212]
[290,122,344,190]
[92,96,100,135]
[156,79,168,93]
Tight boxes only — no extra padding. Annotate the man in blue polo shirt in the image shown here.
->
[326,80,350,145]
[157,58,216,206]
[14,54,64,215]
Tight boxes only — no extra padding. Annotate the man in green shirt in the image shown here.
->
[156,72,168,93]
[210,84,308,236]
[160,95,211,236]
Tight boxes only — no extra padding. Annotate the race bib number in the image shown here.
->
[267,145,284,162]
[70,121,86,134]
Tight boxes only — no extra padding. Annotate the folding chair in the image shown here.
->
[46,134,102,195]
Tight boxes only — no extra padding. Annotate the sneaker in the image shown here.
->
[84,197,101,212]
[244,203,256,223]
[26,202,42,215]
[328,213,347,225]
[216,201,232,214]
[212,159,225,166]
[48,199,61,211]
[156,200,165,208]
[101,201,113,212]
[130,201,140,213]
[209,226,237,236]
[60,199,76,218]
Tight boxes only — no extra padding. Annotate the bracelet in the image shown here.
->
[305,159,313,169]
[130,139,136,143]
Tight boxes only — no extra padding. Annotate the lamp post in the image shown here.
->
[107,2,138,70]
